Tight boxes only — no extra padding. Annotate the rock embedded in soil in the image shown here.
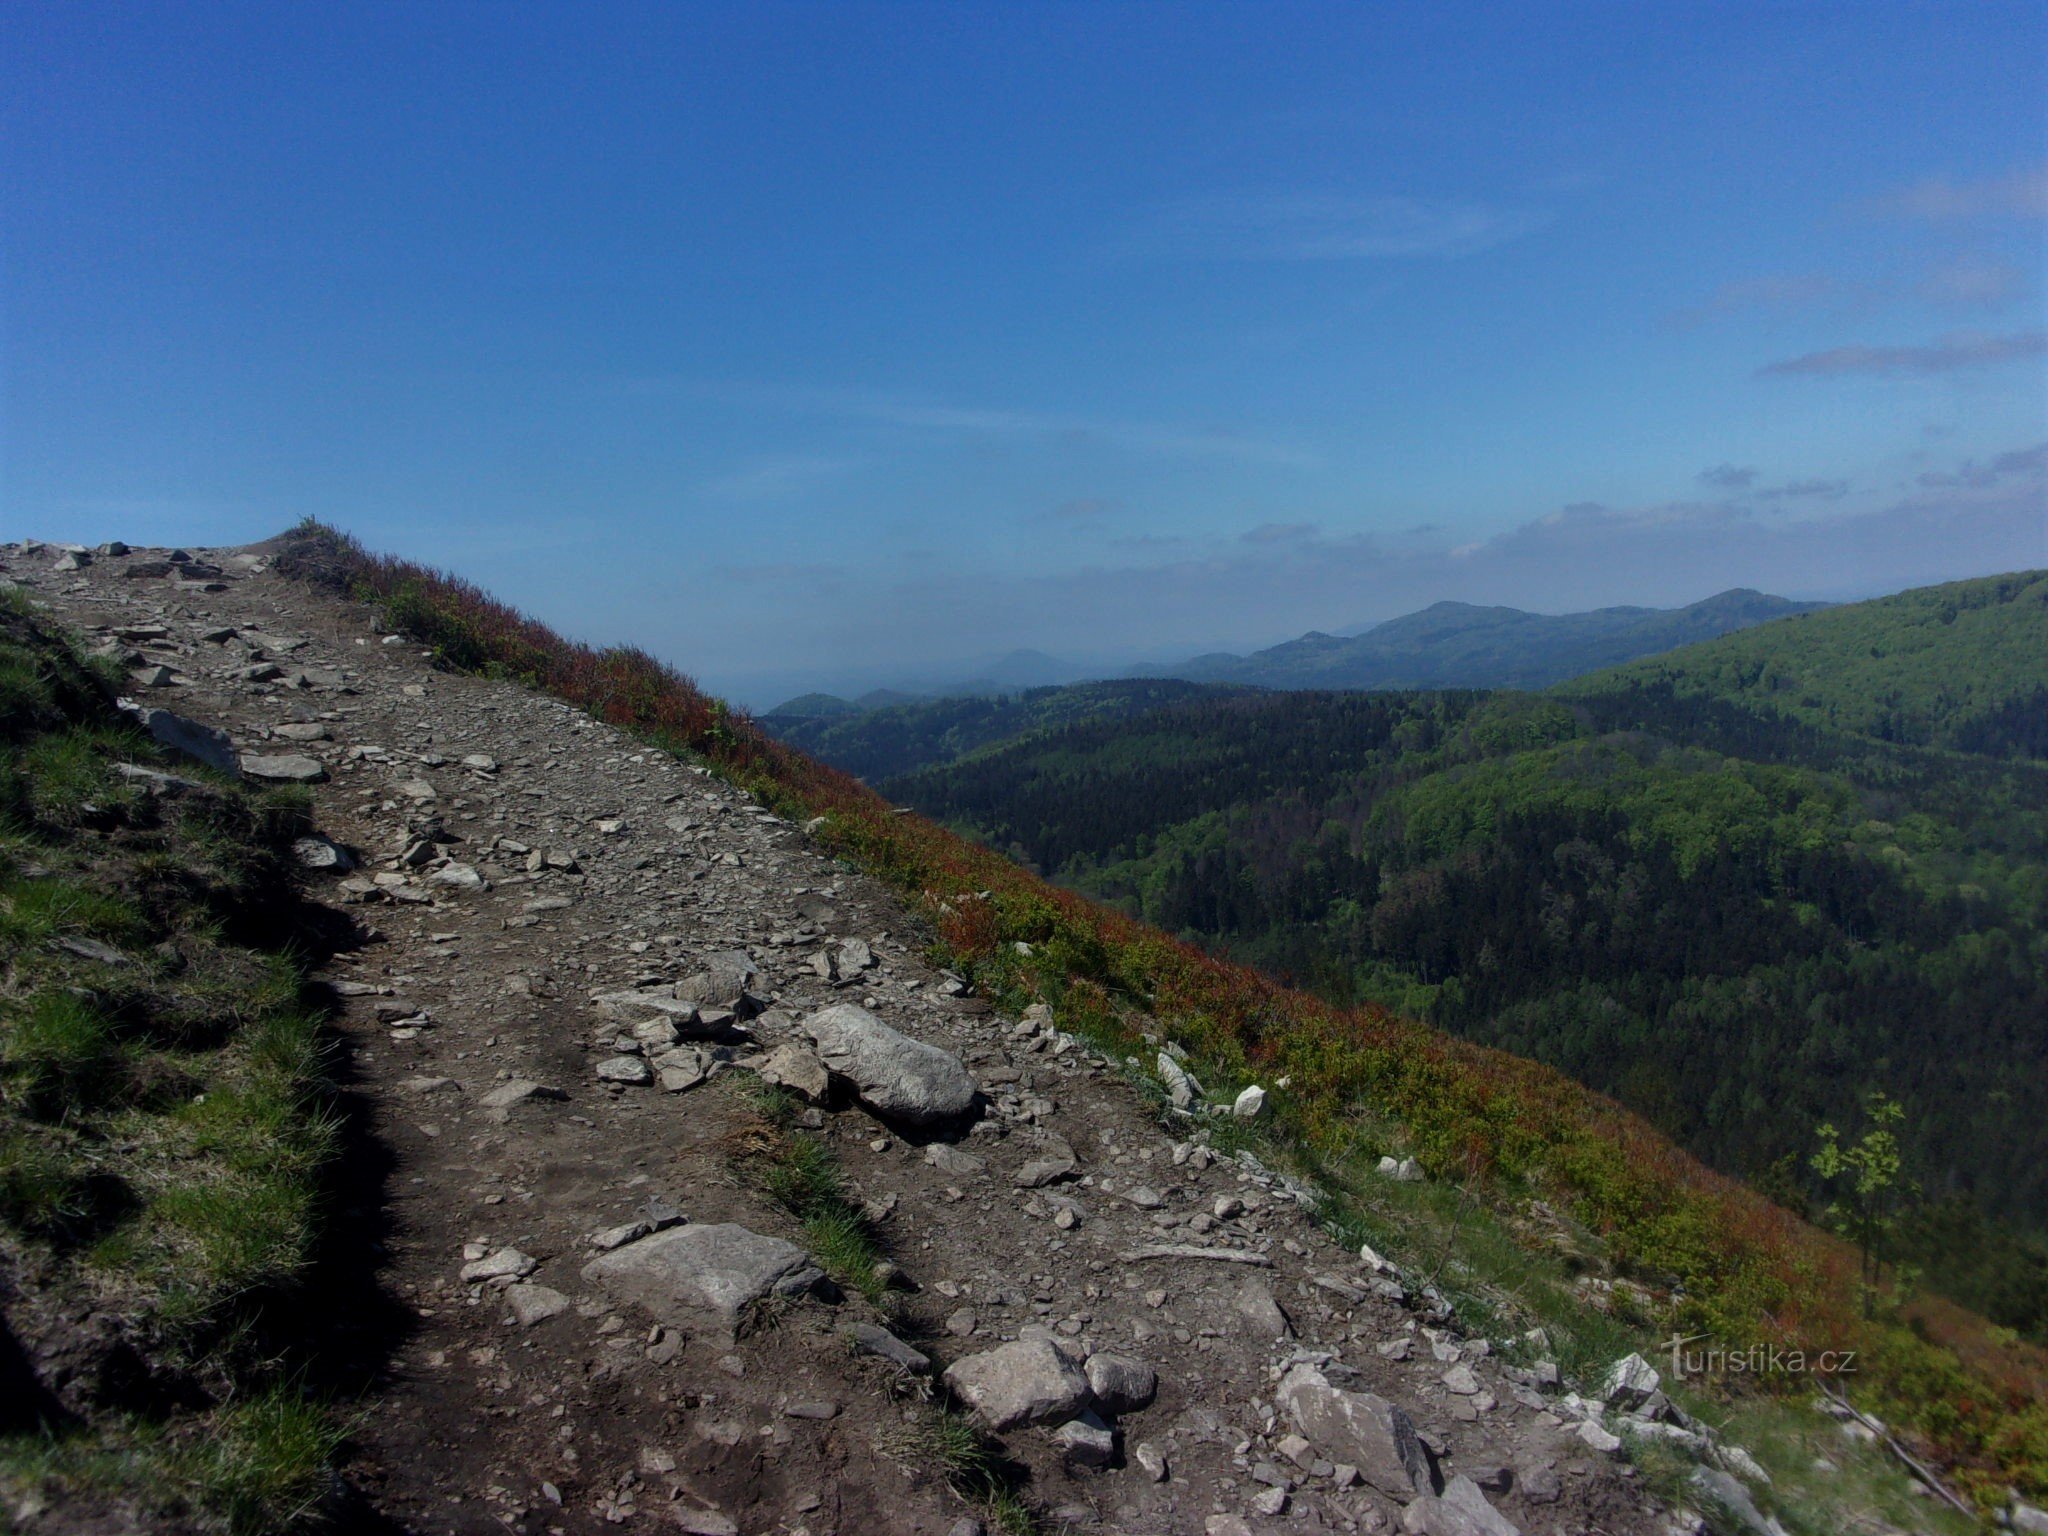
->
[943,1338,1091,1430]
[845,1322,931,1374]
[240,752,327,783]
[1236,1279,1293,1338]
[478,1079,566,1120]
[803,1002,977,1126]
[581,1222,823,1339]
[1399,1473,1522,1536]
[130,705,239,773]
[504,1283,570,1327]
[1277,1361,1436,1499]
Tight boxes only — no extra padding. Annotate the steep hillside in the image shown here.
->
[884,576,2048,1336]
[1142,589,1828,691]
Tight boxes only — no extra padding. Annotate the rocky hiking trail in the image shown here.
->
[6,540,1677,1536]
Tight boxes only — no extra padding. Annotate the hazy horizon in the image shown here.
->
[5,3,2043,706]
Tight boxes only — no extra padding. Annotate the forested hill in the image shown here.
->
[880,571,2048,1334]
[761,677,1251,782]
[1139,587,1828,691]
[1559,568,2048,756]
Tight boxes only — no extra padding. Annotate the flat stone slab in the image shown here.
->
[581,1223,822,1338]
[240,753,327,783]
[804,1003,976,1126]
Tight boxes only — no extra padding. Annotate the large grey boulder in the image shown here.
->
[581,1223,821,1340]
[1277,1362,1435,1499]
[1400,1475,1520,1536]
[944,1339,1090,1430]
[804,1004,976,1125]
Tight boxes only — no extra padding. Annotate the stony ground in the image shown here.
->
[4,539,1679,1536]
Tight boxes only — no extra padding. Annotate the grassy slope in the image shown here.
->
[276,524,2048,1510]
[0,593,344,1531]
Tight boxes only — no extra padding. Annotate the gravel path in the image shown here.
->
[5,538,1667,1536]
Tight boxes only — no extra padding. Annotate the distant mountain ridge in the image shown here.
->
[768,588,1827,717]
[1135,588,1829,691]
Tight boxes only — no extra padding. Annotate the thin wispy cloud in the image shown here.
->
[699,380,1318,469]
[1758,330,2047,377]
[1761,478,1850,501]
[1870,163,2048,222]
[1670,273,1848,328]
[1240,520,1320,545]
[700,455,860,502]
[1917,255,2029,310]
[1047,497,1115,522]
[1698,464,1759,489]
[1116,192,1550,262]
[1914,441,2047,489]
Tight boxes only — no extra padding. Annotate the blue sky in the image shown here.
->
[4,2,2044,705]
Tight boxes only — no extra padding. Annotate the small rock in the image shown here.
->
[241,753,327,783]
[292,835,353,871]
[1602,1352,1661,1412]
[1232,1084,1267,1118]
[1157,1053,1202,1109]
[595,1055,654,1085]
[1235,1280,1293,1338]
[846,1322,931,1374]
[461,1248,537,1284]
[478,1079,566,1120]
[925,1143,985,1176]
[1084,1352,1158,1413]
[505,1283,570,1327]
[1054,1411,1116,1469]
[1134,1441,1169,1482]
[1574,1420,1623,1456]
[755,1043,831,1101]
